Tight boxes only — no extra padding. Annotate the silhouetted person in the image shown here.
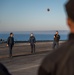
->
[0,63,11,75]
[53,31,60,49]
[7,33,14,58]
[38,0,74,75]
[29,33,36,54]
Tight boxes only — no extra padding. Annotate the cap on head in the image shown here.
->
[65,0,74,21]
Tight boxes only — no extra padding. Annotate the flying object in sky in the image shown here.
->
[47,8,50,12]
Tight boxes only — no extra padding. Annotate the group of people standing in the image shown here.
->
[7,33,36,58]
[7,31,60,58]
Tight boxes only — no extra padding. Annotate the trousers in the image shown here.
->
[9,44,13,57]
[30,43,35,53]
[53,41,59,49]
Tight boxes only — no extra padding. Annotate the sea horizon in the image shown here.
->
[0,30,70,34]
[0,30,69,41]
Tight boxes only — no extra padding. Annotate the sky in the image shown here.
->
[0,0,69,32]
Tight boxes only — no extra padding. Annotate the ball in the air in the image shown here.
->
[47,8,50,12]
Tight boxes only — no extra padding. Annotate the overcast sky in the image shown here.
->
[0,0,69,32]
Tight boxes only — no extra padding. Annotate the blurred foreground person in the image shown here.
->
[53,31,60,49]
[7,33,14,58]
[0,63,11,75]
[38,0,74,75]
[29,33,36,54]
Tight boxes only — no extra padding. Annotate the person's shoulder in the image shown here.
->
[42,41,69,63]
[30,36,33,38]
[40,41,71,72]
[32,36,35,38]
[33,36,35,38]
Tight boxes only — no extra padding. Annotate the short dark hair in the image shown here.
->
[10,32,13,35]
[56,31,58,32]
[65,0,74,21]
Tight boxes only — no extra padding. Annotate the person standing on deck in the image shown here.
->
[53,31,60,49]
[29,33,36,54]
[7,32,14,58]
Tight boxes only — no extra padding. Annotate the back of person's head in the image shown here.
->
[65,0,74,21]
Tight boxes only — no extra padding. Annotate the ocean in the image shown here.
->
[0,30,69,41]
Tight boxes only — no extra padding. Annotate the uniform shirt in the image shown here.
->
[29,36,36,44]
[7,36,14,45]
[54,34,60,42]
[38,33,74,75]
